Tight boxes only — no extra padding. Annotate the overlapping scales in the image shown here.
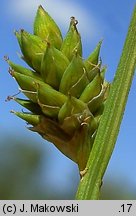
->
[7,5,110,172]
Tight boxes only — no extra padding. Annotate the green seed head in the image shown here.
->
[7,6,110,171]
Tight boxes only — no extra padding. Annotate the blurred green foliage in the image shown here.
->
[101,180,136,200]
[0,134,46,199]
[0,131,135,200]
[0,131,77,199]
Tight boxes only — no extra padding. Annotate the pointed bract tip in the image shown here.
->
[20,29,25,33]
[14,29,20,36]
[69,17,79,34]
[70,16,78,26]
[11,111,41,126]
[99,39,103,45]
[37,5,46,15]
[8,68,14,76]
[4,55,9,62]
[20,29,27,36]
[10,110,16,114]
[39,5,44,10]
[14,30,21,36]
[5,95,14,102]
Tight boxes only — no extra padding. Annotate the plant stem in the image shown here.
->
[76,5,136,200]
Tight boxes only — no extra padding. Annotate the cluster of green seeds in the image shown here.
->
[6,5,110,172]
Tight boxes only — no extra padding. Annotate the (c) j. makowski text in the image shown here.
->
[20,203,79,213]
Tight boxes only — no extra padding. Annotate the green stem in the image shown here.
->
[76,6,136,200]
